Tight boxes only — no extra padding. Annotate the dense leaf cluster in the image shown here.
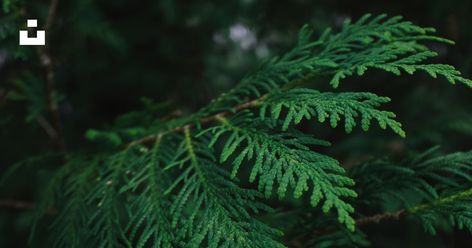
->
[1,13,472,247]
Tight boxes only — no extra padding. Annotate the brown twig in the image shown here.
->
[286,209,408,247]
[355,209,407,226]
[36,115,60,144]
[0,199,36,210]
[159,109,183,121]
[0,89,5,103]
[0,199,56,214]
[45,0,60,32]
[36,0,66,153]
[126,97,263,148]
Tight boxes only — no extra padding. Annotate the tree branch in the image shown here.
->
[36,115,60,144]
[125,68,319,148]
[0,199,36,210]
[36,0,66,153]
[286,209,408,247]
[0,199,56,214]
[126,97,263,148]
[122,44,327,149]
[355,209,407,226]
[0,89,6,104]
[45,0,60,32]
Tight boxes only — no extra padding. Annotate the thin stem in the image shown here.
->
[285,210,407,247]
[126,97,263,148]
[0,199,56,214]
[355,209,406,226]
[45,0,60,32]
[409,187,472,214]
[36,115,60,145]
[0,88,6,103]
[314,187,472,239]
[0,199,36,210]
[36,0,66,153]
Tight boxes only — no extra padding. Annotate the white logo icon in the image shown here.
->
[19,19,46,46]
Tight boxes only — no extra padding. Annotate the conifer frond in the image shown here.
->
[411,187,472,235]
[119,137,175,248]
[205,14,471,115]
[164,128,283,247]
[449,113,472,136]
[6,12,471,247]
[318,14,472,88]
[29,161,74,244]
[205,28,335,112]
[126,14,470,149]
[50,160,95,248]
[350,148,472,235]
[0,152,57,186]
[260,88,405,136]
[86,152,130,248]
[201,112,357,231]
[351,148,472,206]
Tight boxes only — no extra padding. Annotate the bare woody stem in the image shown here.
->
[126,97,264,148]
[36,0,66,153]
[36,115,61,143]
[45,0,60,32]
[0,196,403,223]
[287,209,407,247]
[0,199,56,215]
[355,209,406,226]
[0,199,36,210]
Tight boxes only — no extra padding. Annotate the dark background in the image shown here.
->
[1,0,471,247]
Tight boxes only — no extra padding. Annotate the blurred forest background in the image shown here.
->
[1,0,471,247]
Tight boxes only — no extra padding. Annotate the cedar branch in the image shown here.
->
[126,97,263,148]
[355,209,406,226]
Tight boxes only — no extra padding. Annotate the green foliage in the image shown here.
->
[165,129,283,247]
[6,73,48,122]
[86,152,130,248]
[448,113,472,136]
[0,152,57,186]
[351,148,472,236]
[260,88,405,135]
[0,2,30,59]
[412,187,472,235]
[201,112,357,231]
[2,0,10,13]
[317,14,472,88]
[120,139,175,248]
[25,13,472,246]
[351,147,472,205]
[1,11,472,247]
[0,13,16,38]
[50,159,95,248]
[85,129,123,147]
[210,14,471,115]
